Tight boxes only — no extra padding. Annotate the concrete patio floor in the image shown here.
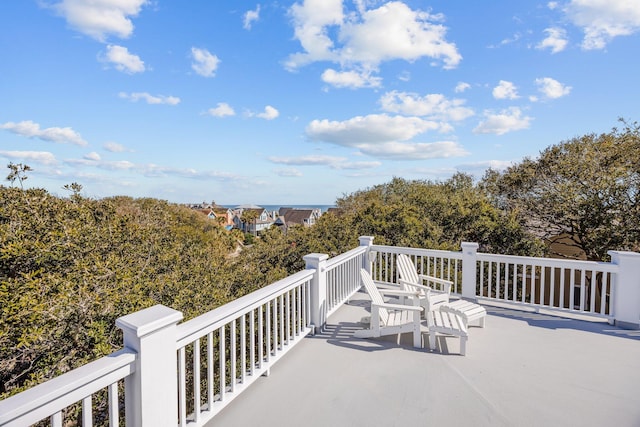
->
[209,290,640,427]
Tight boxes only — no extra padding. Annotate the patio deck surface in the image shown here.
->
[209,289,640,427]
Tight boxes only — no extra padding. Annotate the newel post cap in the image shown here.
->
[116,304,183,338]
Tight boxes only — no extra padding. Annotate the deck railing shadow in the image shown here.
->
[484,306,640,341]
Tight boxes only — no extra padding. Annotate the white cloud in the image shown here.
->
[339,2,461,68]
[305,113,468,160]
[191,47,220,77]
[104,142,130,152]
[206,103,236,118]
[99,160,136,170]
[454,82,471,93]
[548,2,559,10]
[492,80,519,100]
[102,44,145,73]
[537,27,568,53]
[274,168,303,177]
[564,0,640,49]
[268,155,346,166]
[306,114,440,145]
[243,5,261,30]
[119,92,180,105]
[332,160,381,170]
[286,1,461,71]
[535,77,572,99]
[84,151,101,161]
[398,71,411,82]
[268,155,381,169]
[256,105,279,120]
[286,0,343,67]
[321,68,382,89]
[0,150,57,165]
[356,140,469,160]
[379,91,474,122]
[473,107,532,135]
[0,120,88,146]
[51,0,148,41]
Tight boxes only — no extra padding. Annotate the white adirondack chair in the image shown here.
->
[396,254,486,328]
[354,269,424,348]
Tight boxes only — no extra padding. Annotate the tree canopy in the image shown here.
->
[330,174,542,255]
[482,120,640,260]
[0,188,238,396]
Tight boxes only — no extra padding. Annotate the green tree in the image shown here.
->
[0,189,238,398]
[240,209,260,236]
[333,175,542,255]
[5,163,32,189]
[482,120,640,260]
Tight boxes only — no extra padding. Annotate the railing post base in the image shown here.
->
[116,305,183,427]
[461,242,479,300]
[608,250,640,330]
[304,253,329,333]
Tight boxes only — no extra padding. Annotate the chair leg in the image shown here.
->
[428,333,436,351]
[460,336,467,356]
[413,327,421,348]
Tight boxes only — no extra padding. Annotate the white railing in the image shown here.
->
[2,236,639,427]
[0,349,135,427]
[324,246,368,317]
[174,269,314,426]
[476,253,617,319]
[367,241,640,326]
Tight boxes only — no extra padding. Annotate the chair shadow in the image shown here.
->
[314,297,463,355]
[485,305,640,341]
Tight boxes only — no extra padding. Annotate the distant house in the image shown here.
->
[211,206,235,229]
[274,208,319,233]
[232,205,274,234]
[194,205,235,230]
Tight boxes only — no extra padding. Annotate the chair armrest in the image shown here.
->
[418,274,453,293]
[380,289,421,298]
[372,302,423,312]
[398,278,432,293]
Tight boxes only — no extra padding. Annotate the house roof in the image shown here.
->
[283,209,313,225]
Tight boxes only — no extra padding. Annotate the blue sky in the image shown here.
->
[1,1,639,205]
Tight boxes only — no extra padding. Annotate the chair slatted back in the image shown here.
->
[396,254,425,296]
[360,269,389,326]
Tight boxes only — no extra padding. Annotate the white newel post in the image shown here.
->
[116,304,183,427]
[304,253,328,334]
[461,242,479,300]
[607,250,640,330]
[359,236,375,274]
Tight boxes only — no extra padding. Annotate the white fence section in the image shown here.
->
[2,236,639,427]
[0,349,135,427]
[174,269,314,426]
[324,246,368,318]
[367,240,640,326]
[476,253,617,319]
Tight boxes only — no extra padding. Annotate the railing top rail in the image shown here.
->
[0,349,136,427]
[477,252,618,272]
[371,244,463,260]
[176,269,314,349]
[325,246,366,270]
